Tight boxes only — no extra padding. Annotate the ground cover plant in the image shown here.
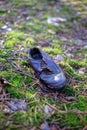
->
[0,0,87,129]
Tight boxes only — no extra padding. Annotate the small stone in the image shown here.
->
[66,96,76,101]
[61,37,68,41]
[54,55,64,63]
[76,39,83,45]
[6,22,10,25]
[47,17,67,26]
[56,17,67,22]
[6,100,28,112]
[78,70,84,74]
[2,25,8,29]
[40,122,50,130]
[47,18,60,26]
[77,12,81,15]
[64,52,74,58]
[7,101,18,111]
[83,45,87,49]
[26,16,31,20]
[0,40,4,46]
[3,108,14,114]
[78,68,85,75]
[44,105,53,115]
[15,100,28,110]
[7,28,12,31]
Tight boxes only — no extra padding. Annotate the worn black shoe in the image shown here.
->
[28,47,67,91]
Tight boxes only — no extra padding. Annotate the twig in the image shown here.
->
[82,126,87,130]
[62,126,83,130]
[27,100,39,105]
[0,98,25,102]
[13,70,36,80]
[44,101,87,115]
[3,124,31,129]
[30,80,39,87]
[0,77,16,87]
[3,57,36,80]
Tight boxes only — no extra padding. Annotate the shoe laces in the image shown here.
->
[40,58,47,69]
[40,58,52,74]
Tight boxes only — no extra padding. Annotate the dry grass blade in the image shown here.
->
[44,101,87,115]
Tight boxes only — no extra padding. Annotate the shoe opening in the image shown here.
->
[30,48,42,60]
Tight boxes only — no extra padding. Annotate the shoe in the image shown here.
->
[28,47,67,91]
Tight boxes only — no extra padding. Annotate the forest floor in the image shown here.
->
[0,0,87,129]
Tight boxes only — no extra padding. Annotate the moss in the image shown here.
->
[64,113,83,127]
[43,47,62,56]
[61,7,73,15]
[5,31,26,47]
[9,0,37,7]
[47,24,62,34]
[0,9,6,14]
[0,21,4,28]
[67,59,87,69]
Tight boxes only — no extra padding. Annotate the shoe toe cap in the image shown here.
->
[40,72,67,90]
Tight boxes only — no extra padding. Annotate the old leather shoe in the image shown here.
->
[28,47,67,91]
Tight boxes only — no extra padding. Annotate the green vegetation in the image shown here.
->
[0,0,87,129]
[5,31,26,47]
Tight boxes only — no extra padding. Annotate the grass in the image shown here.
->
[0,0,87,129]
